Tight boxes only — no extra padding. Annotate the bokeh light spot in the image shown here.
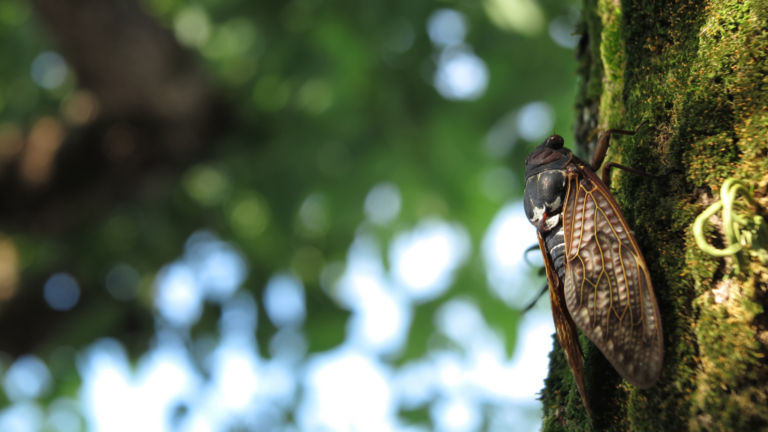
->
[480,166,518,202]
[0,234,19,301]
[218,352,259,409]
[549,15,580,49]
[391,220,470,302]
[427,9,468,47]
[297,193,330,238]
[79,337,199,432]
[219,291,258,337]
[483,0,545,36]
[43,273,80,311]
[435,298,485,348]
[298,351,394,431]
[202,18,260,60]
[297,78,334,114]
[395,360,437,409]
[61,90,100,126]
[230,192,270,238]
[0,402,44,432]
[46,398,82,432]
[185,234,247,302]
[184,164,230,207]
[2,355,52,401]
[434,48,489,101]
[20,117,64,187]
[105,264,141,302]
[516,101,555,142]
[154,263,202,327]
[269,328,307,364]
[173,6,211,48]
[30,52,68,89]
[482,201,541,307]
[431,399,480,432]
[263,273,306,328]
[364,182,402,226]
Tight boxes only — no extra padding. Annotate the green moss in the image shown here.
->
[542,0,768,430]
[597,0,625,130]
[582,0,607,102]
[541,336,594,431]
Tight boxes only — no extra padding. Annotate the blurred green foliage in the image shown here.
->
[0,0,580,426]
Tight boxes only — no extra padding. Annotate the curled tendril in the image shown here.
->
[693,178,768,274]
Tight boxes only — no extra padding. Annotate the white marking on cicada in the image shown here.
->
[544,214,560,230]
[531,203,546,223]
[550,195,562,210]
[593,325,603,340]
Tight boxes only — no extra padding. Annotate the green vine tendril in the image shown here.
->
[693,178,768,275]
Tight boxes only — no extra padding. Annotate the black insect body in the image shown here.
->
[523,124,664,419]
[524,135,569,279]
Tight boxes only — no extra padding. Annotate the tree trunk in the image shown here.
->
[541,0,768,430]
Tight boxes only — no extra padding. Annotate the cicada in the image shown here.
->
[523,123,663,417]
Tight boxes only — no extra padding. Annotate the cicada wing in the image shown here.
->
[561,168,663,388]
[538,232,591,417]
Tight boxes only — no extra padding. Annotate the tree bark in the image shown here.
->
[541,0,768,430]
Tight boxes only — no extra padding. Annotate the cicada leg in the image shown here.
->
[523,244,541,267]
[590,120,647,172]
[522,244,548,312]
[600,162,678,188]
[522,284,548,312]
[590,121,678,187]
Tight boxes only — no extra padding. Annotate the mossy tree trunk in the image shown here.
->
[540,0,768,430]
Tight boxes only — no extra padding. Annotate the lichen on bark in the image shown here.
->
[540,0,768,430]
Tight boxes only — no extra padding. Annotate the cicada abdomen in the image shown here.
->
[523,125,664,416]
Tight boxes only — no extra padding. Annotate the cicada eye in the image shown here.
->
[546,134,565,149]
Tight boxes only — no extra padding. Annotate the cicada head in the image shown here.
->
[524,134,568,171]
[542,134,565,149]
[523,135,572,230]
